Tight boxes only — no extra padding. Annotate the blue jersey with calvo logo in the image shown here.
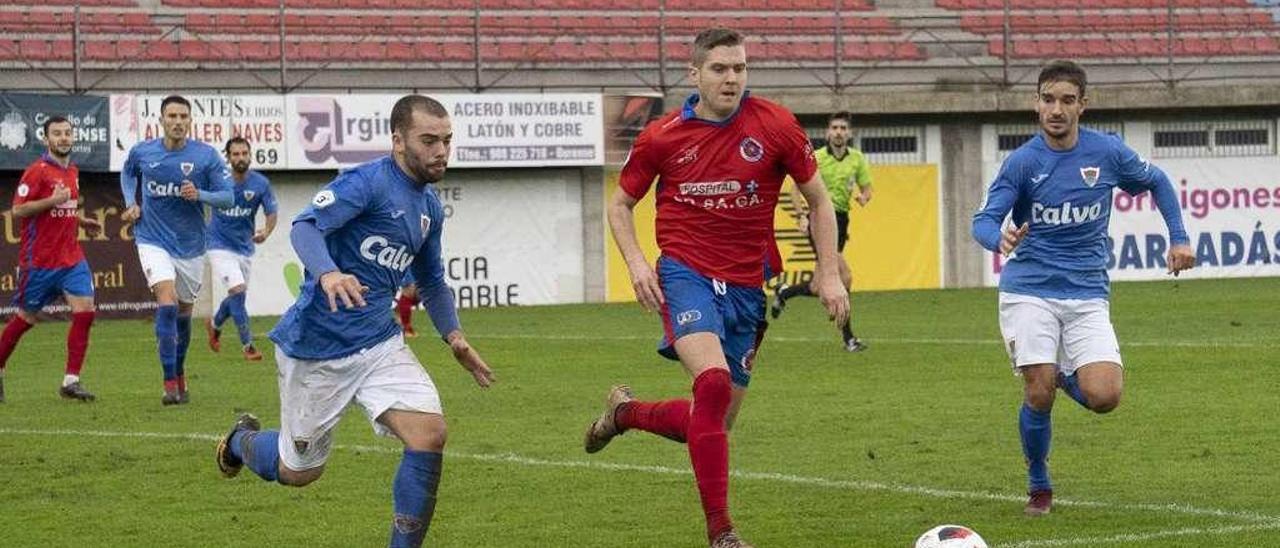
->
[973,127,1187,299]
[121,138,234,258]
[207,170,278,257]
[269,156,448,360]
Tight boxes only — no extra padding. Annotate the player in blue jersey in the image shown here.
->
[205,137,278,361]
[120,95,234,405]
[972,60,1196,516]
[214,95,494,548]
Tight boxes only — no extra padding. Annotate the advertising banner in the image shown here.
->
[0,93,111,172]
[285,93,604,169]
[109,94,287,171]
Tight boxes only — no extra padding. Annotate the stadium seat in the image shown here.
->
[143,40,180,61]
[179,40,211,62]
[0,11,25,32]
[441,41,474,62]
[83,40,115,60]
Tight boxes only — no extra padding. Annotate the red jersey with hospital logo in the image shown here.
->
[619,93,817,286]
[13,154,84,269]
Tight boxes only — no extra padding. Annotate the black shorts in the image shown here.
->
[807,210,850,253]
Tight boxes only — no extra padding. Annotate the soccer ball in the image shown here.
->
[914,524,988,548]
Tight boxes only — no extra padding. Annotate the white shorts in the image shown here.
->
[274,334,443,471]
[136,243,204,304]
[997,292,1123,376]
[208,249,252,290]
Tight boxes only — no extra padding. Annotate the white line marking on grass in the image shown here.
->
[998,521,1280,548]
[17,334,1274,350]
[471,333,1277,349]
[2,427,1277,526]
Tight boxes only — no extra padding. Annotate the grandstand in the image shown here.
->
[2,0,1279,95]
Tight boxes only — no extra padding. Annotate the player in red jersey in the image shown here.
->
[582,28,849,548]
[0,116,103,403]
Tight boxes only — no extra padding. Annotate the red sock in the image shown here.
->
[66,311,94,376]
[0,315,35,370]
[616,398,691,443]
[176,375,186,393]
[164,379,179,393]
[687,368,734,541]
[396,295,414,328]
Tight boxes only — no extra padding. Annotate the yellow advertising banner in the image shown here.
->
[605,164,940,302]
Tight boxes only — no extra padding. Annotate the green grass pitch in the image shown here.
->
[1,277,1277,547]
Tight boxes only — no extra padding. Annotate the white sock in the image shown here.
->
[63,374,79,387]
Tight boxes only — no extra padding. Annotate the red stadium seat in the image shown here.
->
[83,40,115,60]
[142,39,180,61]
[385,41,415,61]
[237,40,272,61]
[0,11,24,31]
[179,40,211,61]
[441,41,473,62]
[414,41,442,61]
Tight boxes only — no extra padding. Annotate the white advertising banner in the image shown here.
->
[983,157,1280,285]
[285,93,603,169]
[238,173,584,316]
[109,94,287,171]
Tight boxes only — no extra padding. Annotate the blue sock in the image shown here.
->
[213,297,231,328]
[1019,403,1053,493]
[389,450,443,548]
[1058,372,1090,409]
[228,292,252,346]
[175,314,192,378]
[231,429,281,482]
[155,305,178,381]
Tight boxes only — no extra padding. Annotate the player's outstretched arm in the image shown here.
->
[292,220,366,311]
[446,330,494,388]
[254,212,278,244]
[11,183,71,218]
[409,213,494,388]
[972,168,1020,253]
[796,174,850,327]
[119,152,141,222]
[607,190,663,313]
[254,186,280,243]
[853,158,873,206]
[195,150,235,208]
[1113,141,1194,276]
[77,215,103,237]
[1146,172,1195,275]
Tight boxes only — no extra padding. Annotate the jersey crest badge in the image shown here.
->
[739,137,764,163]
[420,214,432,235]
[243,190,255,201]
[1080,166,1100,187]
[180,162,194,177]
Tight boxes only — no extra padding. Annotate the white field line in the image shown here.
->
[998,521,1280,548]
[1,427,1277,528]
[472,333,1278,350]
[17,333,1276,349]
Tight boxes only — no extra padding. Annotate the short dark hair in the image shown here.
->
[691,27,743,67]
[1038,60,1087,97]
[224,136,251,154]
[390,94,448,135]
[160,94,191,114]
[828,111,852,126]
[42,115,71,134]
